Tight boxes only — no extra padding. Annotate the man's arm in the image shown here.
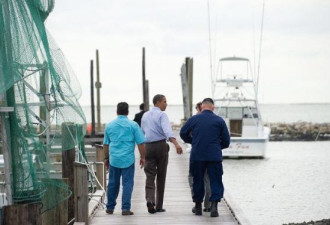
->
[133,113,138,123]
[169,137,183,154]
[103,144,109,170]
[159,113,183,154]
[180,119,193,144]
[137,144,146,168]
[220,120,230,149]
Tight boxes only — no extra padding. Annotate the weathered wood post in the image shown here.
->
[74,162,88,225]
[145,80,149,110]
[2,203,42,225]
[95,50,102,132]
[186,57,193,117]
[41,178,69,225]
[180,64,189,121]
[181,57,194,122]
[90,60,96,137]
[62,122,76,223]
[0,97,14,204]
[95,144,106,191]
[0,0,14,206]
[142,47,150,111]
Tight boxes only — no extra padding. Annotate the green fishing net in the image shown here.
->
[0,0,88,212]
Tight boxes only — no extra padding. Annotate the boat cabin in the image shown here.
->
[216,106,259,137]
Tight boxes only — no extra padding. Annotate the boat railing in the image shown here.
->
[214,98,257,102]
[216,78,253,83]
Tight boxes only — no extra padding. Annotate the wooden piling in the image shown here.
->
[0,96,14,204]
[145,80,149,110]
[95,144,106,191]
[62,122,76,223]
[90,60,96,137]
[186,57,193,117]
[180,57,194,121]
[142,47,150,110]
[2,203,42,225]
[41,179,68,225]
[74,162,89,225]
[180,64,189,121]
[95,50,102,132]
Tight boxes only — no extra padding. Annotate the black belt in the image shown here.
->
[145,139,166,144]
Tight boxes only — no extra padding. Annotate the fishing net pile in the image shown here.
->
[0,0,88,212]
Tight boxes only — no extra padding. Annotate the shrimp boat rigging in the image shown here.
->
[213,56,270,158]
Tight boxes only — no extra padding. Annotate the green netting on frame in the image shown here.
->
[0,0,88,212]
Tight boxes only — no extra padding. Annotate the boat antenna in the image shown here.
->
[256,0,265,98]
[207,0,214,96]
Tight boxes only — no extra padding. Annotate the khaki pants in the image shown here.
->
[144,141,169,210]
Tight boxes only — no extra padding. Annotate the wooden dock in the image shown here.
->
[90,142,239,225]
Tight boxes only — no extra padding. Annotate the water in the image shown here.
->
[82,103,330,124]
[82,103,330,224]
[223,141,330,225]
[259,104,330,124]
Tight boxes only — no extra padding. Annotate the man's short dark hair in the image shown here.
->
[117,102,129,115]
[139,103,145,110]
[196,102,202,111]
[202,98,214,105]
[153,94,165,105]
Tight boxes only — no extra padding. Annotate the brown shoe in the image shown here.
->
[122,210,134,216]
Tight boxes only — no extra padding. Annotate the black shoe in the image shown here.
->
[106,209,114,214]
[122,210,134,216]
[192,207,196,214]
[147,201,156,214]
[156,208,166,212]
[195,202,202,216]
[210,202,219,217]
[203,207,211,212]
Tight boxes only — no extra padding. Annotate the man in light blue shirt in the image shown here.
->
[141,94,182,214]
[103,102,146,216]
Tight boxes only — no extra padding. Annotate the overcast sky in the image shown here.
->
[46,0,330,105]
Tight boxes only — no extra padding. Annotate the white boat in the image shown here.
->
[212,56,270,158]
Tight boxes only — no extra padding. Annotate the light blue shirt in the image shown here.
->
[103,115,146,168]
[141,107,174,142]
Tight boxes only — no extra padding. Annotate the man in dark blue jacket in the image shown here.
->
[180,98,230,217]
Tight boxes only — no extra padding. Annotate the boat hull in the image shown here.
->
[222,137,268,158]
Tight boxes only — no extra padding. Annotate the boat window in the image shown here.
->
[228,107,243,119]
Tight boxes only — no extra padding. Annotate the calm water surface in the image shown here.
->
[223,141,330,225]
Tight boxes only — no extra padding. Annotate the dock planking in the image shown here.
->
[90,141,238,225]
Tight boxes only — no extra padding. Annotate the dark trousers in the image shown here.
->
[188,166,211,209]
[144,141,169,209]
[190,160,224,203]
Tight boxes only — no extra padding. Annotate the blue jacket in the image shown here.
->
[180,110,230,161]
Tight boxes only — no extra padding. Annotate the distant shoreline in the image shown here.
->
[268,122,330,141]
[85,122,330,142]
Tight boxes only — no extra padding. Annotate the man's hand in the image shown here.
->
[137,144,146,168]
[176,144,183,155]
[140,158,145,168]
[103,144,110,171]
[104,159,109,171]
[169,137,183,155]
